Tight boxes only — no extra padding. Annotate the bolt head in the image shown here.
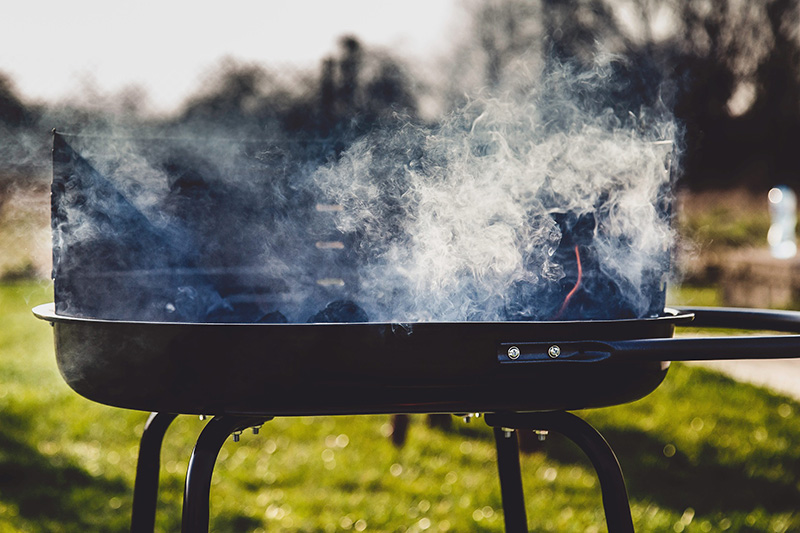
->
[507,346,521,359]
[547,345,561,358]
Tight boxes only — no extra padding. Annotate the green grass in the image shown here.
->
[1,281,799,532]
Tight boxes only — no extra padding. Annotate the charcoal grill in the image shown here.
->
[32,304,800,533]
[37,132,800,532]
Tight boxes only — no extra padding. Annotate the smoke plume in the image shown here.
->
[313,59,675,322]
[52,56,676,323]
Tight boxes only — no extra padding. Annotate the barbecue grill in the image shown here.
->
[37,132,800,532]
[32,304,800,532]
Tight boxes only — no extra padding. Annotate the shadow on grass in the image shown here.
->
[400,408,800,517]
[213,511,264,532]
[533,427,800,516]
[0,409,131,531]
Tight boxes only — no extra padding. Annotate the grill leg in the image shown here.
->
[181,416,271,533]
[485,412,635,533]
[493,427,528,533]
[131,412,178,533]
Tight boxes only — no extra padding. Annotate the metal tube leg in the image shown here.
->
[131,412,178,533]
[492,427,528,533]
[181,416,270,533]
[548,413,634,533]
[486,412,635,533]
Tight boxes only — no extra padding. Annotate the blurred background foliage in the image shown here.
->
[1,0,794,281]
[2,0,800,192]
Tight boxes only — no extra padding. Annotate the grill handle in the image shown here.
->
[609,334,800,362]
[676,306,800,333]
[623,306,800,361]
[500,307,800,363]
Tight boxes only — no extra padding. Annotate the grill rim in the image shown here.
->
[33,302,693,327]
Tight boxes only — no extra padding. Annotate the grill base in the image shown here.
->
[131,411,633,533]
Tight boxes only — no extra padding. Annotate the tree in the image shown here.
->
[449,0,800,189]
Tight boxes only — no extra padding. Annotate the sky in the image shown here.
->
[1,0,460,115]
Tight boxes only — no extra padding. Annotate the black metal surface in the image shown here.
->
[493,427,528,533]
[498,307,800,364]
[500,335,800,363]
[131,413,177,533]
[33,303,685,415]
[678,306,800,332]
[486,412,634,533]
[182,416,271,533]
[35,303,800,416]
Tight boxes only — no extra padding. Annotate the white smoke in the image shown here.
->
[313,60,676,322]
[52,57,677,323]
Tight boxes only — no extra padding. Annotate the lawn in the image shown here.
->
[1,281,799,532]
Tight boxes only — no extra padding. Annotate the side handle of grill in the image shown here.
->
[640,306,800,361]
[499,307,800,363]
[676,306,800,333]
[608,335,800,362]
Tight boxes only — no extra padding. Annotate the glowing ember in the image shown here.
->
[554,245,582,320]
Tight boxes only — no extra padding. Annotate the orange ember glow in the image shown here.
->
[554,245,582,319]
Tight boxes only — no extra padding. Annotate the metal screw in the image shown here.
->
[507,346,521,360]
[535,430,549,441]
[233,431,242,443]
[547,345,561,359]
[199,415,207,421]
[502,428,514,439]
[252,426,261,435]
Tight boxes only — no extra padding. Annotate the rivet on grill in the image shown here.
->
[547,345,561,358]
[502,428,514,439]
[535,430,549,441]
[233,431,242,442]
[507,346,521,359]
[252,426,261,435]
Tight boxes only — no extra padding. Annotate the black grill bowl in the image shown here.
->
[34,304,690,416]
